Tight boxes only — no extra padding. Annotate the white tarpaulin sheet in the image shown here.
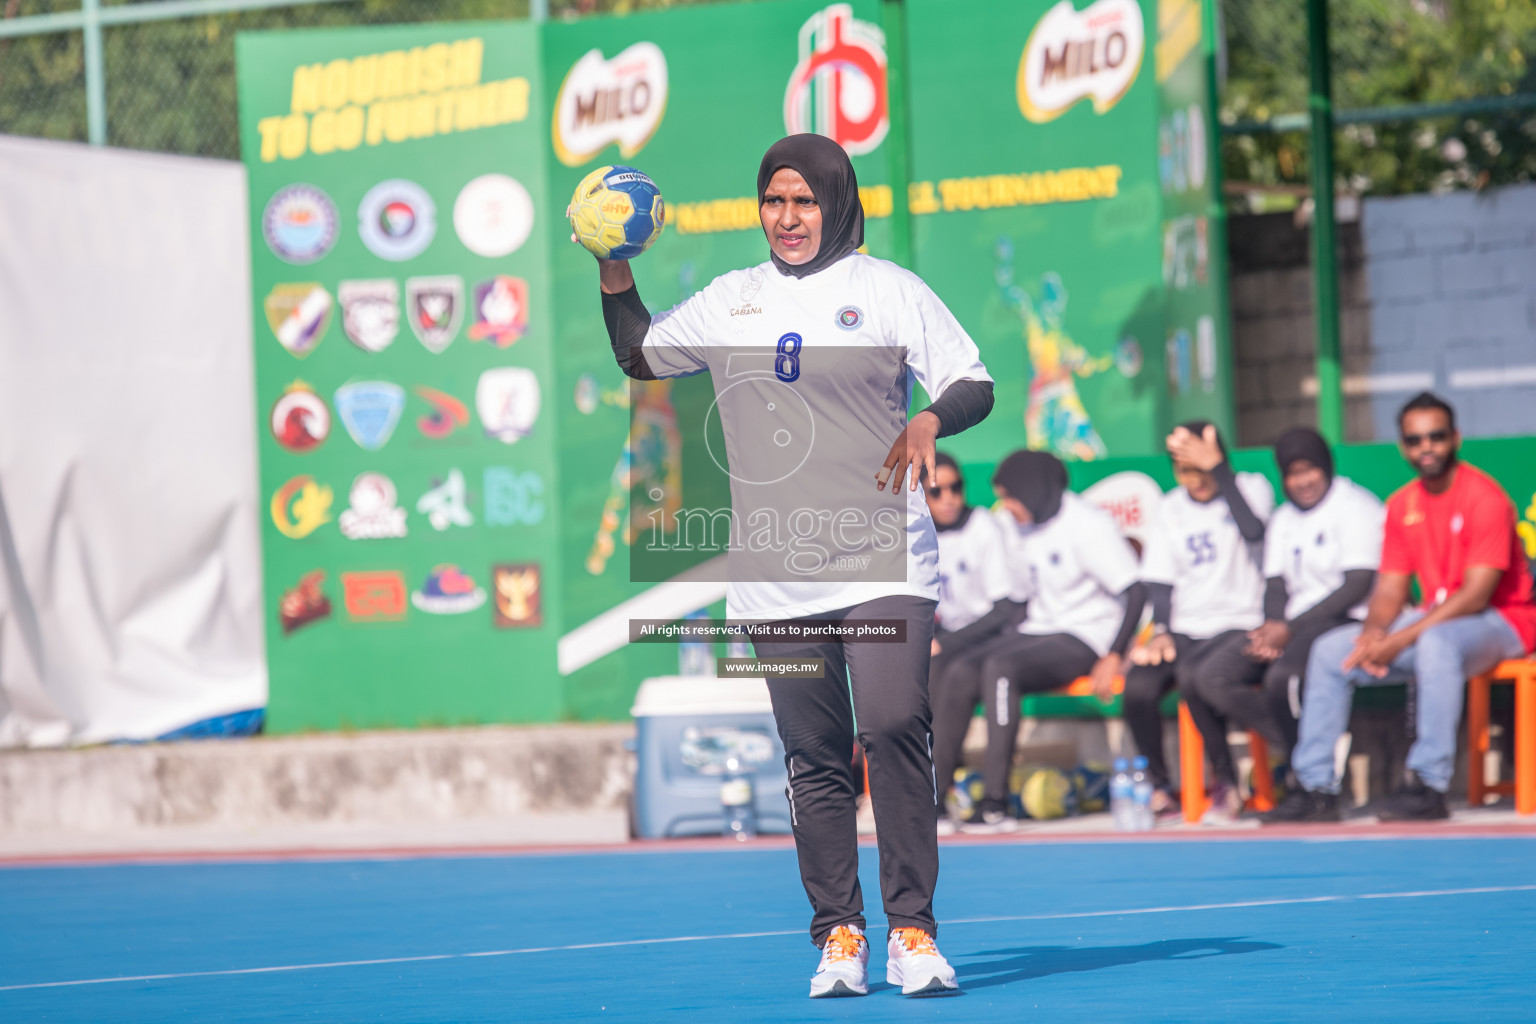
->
[0,135,266,747]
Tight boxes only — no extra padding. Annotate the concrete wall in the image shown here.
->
[1229,183,1536,448]
[1360,188,1536,440]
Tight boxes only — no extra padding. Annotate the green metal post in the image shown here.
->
[1202,0,1236,436]
[83,0,106,145]
[1307,0,1344,443]
[879,0,913,269]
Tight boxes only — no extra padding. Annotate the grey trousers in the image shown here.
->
[756,594,939,947]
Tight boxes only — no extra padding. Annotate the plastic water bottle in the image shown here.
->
[720,757,757,842]
[1131,756,1154,832]
[679,608,714,676]
[1110,757,1134,831]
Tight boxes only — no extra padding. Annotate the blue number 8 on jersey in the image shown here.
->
[775,333,802,383]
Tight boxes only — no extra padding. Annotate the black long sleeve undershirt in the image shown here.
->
[1110,582,1147,658]
[937,598,1025,651]
[924,379,995,438]
[1289,569,1375,634]
[602,285,657,380]
[1147,581,1173,631]
[1210,462,1266,543]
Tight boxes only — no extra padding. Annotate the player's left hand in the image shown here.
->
[1354,631,1408,678]
[1166,424,1224,471]
[877,410,941,493]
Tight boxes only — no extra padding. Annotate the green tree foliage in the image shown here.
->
[0,0,713,158]
[1222,0,1536,197]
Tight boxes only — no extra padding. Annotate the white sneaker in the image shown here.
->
[1200,783,1244,826]
[809,924,869,998]
[886,927,959,996]
[936,815,958,837]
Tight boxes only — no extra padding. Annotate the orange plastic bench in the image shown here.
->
[1467,659,1536,815]
[1177,703,1276,823]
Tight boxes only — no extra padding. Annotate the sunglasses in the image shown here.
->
[926,482,964,497]
[1401,429,1450,448]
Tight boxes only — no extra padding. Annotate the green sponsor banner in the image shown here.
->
[236,0,1247,730]
[237,22,561,731]
[904,0,1168,461]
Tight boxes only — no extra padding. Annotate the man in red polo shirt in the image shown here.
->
[1264,392,1536,822]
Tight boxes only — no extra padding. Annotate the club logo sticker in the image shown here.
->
[270,380,330,453]
[406,275,463,353]
[264,283,332,358]
[341,570,407,621]
[334,381,406,451]
[476,367,541,444]
[357,179,436,262]
[338,472,408,540]
[278,570,331,635]
[484,467,545,526]
[339,279,399,353]
[492,563,542,628]
[1018,0,1145,124]
[453,173,535,258]
[469,276,529,348]
[415,386,471,440]
[784,4,889,156]
[552,42,669,166]
[270,474,333,539]
[262,184,339,264]
[416,468,474,531]
[834,304,864,331]
[412,564,487,615]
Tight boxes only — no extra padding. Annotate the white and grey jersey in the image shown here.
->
[1264,475,1384,621]
[642,253,990,622]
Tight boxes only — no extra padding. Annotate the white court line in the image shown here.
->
[3,885,1534,993]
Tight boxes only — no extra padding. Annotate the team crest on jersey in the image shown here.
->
[405,276,463,353]
[334,381,405,451]
[269,380,330,453]
[264,284,332,358]
[835,304,864,330]
[357,179,436,262]
[339,279,400,353]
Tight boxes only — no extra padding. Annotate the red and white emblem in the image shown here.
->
[783,4,889,156]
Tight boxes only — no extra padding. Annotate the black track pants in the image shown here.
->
[928,630,1019,804]
[1175,630,1270,785]
[1123,632,1263,790]
[976,633,1098,802]
[756,595,939,947]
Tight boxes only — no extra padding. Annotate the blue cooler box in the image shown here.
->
[631,676,792,839]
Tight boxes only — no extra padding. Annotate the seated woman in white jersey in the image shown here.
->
[1124,422,1275,821]
[924,452,1027,828]
[596,135,994,999]
[950,451,1145,830]
[1185,428,1382,791]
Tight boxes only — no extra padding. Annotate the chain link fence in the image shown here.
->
[0,0,712,159]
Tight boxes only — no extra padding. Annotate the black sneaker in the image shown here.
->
[1375,774,1450,821]
[1259,787,1340,823]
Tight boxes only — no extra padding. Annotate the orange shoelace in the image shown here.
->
[892,928,938,957]
[823,927,864,963]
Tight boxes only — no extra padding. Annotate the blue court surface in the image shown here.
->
[3,834,1533,1022]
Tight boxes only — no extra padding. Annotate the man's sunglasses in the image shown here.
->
[1401,429,1451,448]
[926,482,964,497]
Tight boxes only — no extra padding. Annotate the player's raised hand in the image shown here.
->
[1166,424,1224,471]
[877,409,941,493]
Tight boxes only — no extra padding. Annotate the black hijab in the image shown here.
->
[757,134,864,279]
[992,450,1069,525]
[1274,427,1334,481]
